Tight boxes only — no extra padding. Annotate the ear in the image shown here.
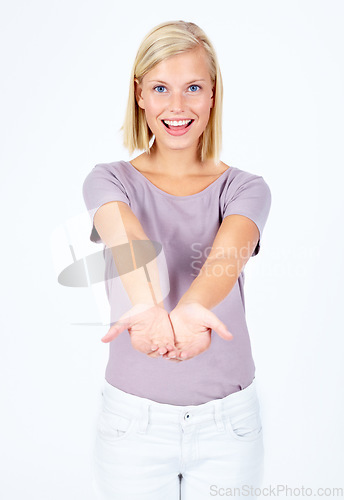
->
[210,86,215,109]
[134,78,145,110]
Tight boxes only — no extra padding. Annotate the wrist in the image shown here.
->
[177,297,203,308]
[156,300,166,310]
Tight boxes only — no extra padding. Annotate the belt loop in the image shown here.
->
[214,399,225,431]
[138,403,149,434]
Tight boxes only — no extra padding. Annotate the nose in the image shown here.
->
[169,91,185,113]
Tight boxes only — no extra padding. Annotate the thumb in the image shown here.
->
[101,316,132,343]
[101,304,152,343]
[202,309,233,340]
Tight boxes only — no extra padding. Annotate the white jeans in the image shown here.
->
[92,378,264,500]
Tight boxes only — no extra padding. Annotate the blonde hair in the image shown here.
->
[120,20,223,165]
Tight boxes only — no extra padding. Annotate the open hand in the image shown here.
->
[100,302,233,362]
[101,303,180,359]
[163,302,233,361]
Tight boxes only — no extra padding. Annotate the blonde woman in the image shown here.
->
[83,20,272,500]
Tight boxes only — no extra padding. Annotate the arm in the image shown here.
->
[177,214,260,309]
[93,200,165,309]
[94,200,182,358]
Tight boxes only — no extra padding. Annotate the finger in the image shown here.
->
[162,352,177,360]
[149,349,180,360]
[147,345,169,357]
[162,353,183,362]
[202,310,233,340]
[179,344,204,360]
[147,347,159,357]
[164,346,180,357]
[147,343,164,357]
[179,350,199,361]
[101,318,131,342]
[162,346,182,359]
[147,351,162,359]
[152,341,175,356]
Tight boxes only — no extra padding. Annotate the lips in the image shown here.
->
[162,120,194,130]
[161,119,195,137]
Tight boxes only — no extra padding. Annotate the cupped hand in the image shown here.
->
[100,303,180,359]
[162,302,233,361]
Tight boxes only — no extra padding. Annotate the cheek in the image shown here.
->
[144,95,161,112]
[143,100,163,124]
[142,103,162,133]
[197,102,212,123]
[193,95,212,113]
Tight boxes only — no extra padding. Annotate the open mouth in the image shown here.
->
[162,119,194,129]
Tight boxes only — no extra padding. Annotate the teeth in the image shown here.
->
[163,119,192,126]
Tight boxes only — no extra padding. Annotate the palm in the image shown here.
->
[166,304,212,360]
[129,309,175,356]
[101,302,232,362]
[101,303,177,358]
[171,319,211,357]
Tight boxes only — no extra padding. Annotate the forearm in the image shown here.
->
[110,238,165,308]
[178,257,243,310]
[94,201,165,309]
[178,215,259,310]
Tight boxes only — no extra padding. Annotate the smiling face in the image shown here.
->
[134,46,214,156]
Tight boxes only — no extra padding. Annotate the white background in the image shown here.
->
[1,0,343,498]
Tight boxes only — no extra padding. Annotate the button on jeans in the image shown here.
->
[92,378,264,500]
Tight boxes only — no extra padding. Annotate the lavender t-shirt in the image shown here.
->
[82,160,271,405]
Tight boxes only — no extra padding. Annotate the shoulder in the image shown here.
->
[226,164,270,187]
[82,160,134,200]
[89,160,127,174]
[221,165,272,208]
[83,160,133,184]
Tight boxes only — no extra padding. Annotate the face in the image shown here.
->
[135,46,214,154]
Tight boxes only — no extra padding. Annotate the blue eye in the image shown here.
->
[154,84,201,93]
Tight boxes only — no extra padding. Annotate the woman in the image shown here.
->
[83,20,272,500]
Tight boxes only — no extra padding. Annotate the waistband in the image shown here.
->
[101,378,259,432]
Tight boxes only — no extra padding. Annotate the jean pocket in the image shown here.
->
[225,405,263,442]
[97,409,136,443]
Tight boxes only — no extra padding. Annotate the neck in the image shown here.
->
[146,141,208,177]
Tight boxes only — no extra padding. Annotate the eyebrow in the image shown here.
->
[147,79,206,85]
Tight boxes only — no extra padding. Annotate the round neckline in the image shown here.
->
[122,160,232,200]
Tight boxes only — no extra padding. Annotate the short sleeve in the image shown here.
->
[222,173,272,256]
[82,163,130,243]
